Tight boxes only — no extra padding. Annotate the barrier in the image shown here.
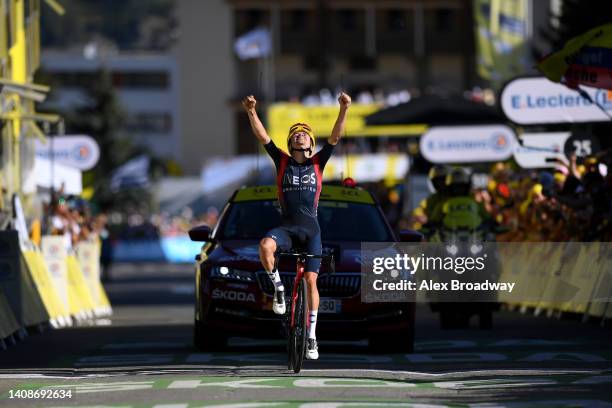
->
[22,249,70,327]
[497,241,612,323]
[41,236,70,315]
[0,287,19,344]
[66,254,97,319]
[75,241,111,316]
[0,230,48,332]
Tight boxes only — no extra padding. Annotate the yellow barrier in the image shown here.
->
[498,241,612,322]
[17,253,50,328]
[66,255,97,319]
[76,241,112,316]
[41,236,70,315]
[22,250,70,326]
[0,287,20,341]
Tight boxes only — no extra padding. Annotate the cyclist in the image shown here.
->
[242,92,352,360]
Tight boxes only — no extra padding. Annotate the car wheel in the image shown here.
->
[193,319,227,351]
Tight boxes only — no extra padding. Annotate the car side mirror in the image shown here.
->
[189,225,212,242]
[399,229,424,243]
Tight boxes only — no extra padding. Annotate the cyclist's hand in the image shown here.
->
[242,95,257,111]
[338,92,351,109]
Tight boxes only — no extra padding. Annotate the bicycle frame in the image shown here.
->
[274,252,334,330]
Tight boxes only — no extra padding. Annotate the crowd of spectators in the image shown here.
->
[481,151,612,242]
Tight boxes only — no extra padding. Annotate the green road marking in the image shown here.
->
[7,372,612,396]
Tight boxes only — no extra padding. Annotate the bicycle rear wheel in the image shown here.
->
[291,278,308,373]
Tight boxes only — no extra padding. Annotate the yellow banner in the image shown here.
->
[474,0,529,85]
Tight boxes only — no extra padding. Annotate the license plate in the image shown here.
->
[319,298,341,314]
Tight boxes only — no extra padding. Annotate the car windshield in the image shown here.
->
[219,200,393,241]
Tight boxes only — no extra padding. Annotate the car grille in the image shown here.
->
[257,272,361,298]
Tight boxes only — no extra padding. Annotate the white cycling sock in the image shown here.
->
[308,310,318,339]
[267,269,284,291]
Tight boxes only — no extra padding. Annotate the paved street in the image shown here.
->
[1,263,611,407]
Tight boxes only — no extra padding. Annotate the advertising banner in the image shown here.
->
[513,132,570,169]
[473,0,530,85]
[420,125,516,164]
[35,135,100,171]
[501,77,612,124]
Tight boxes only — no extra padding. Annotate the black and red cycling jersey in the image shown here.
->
[264,140,334,221]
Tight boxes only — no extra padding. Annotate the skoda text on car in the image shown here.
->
[189,184,419,352]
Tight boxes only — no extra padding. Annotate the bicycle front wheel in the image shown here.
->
[291,278,308,373]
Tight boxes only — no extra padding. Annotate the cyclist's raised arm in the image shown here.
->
[328,92,352,146]
[242,95,271,145]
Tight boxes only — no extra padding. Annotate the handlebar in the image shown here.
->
[275,251,335,274]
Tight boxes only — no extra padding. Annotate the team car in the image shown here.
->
[188,184,421,352]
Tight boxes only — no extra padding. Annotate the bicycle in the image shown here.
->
[274,250,334,373]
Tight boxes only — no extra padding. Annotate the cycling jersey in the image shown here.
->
[264,140,334,221]
[263,140,334,272]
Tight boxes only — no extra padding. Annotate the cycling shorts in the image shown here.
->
[264,216,322,273]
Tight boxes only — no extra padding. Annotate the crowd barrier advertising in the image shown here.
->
[66,255,97,317]
[41,236,70,313]
[76,242,101,305]
[22,249,69,323]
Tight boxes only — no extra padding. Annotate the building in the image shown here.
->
[39,50,182,162]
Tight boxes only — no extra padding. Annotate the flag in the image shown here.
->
[110,155,150,192]
[234,27,271,60]
[537,23,612,90]
[474,0,530,86]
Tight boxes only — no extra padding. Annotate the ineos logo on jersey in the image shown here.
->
[284,172,316,186]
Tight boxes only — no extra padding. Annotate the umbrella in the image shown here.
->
[365,94,504,126]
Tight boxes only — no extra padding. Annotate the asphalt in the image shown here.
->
[1,263,611,408]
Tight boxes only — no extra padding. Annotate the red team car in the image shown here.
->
[189,184,418,352]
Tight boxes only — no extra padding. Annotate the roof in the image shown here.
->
[233,185,375,205]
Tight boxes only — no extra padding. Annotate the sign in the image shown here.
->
[234,185,375,205]
[322,154,409,183]
[563,130,601,160]
[420,125,516,164]
[22,157,82,195]
[268,103,380,146]
[514,132,570,169]
[501,77,612,124]
[35,135,100,170]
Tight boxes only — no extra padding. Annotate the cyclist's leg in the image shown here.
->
[261,227,292,314]
[304,229,322,340]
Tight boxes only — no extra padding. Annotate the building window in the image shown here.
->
[435,9,453,31]
[125,113,173,134]
[386,10,407,32]
[349,56,376,71]
[112,72,169,89]
[338,9,358,31]
[235,9,267,36]
[289,9,307,31]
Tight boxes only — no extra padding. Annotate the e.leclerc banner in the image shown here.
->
[420,125,516,164]
[501,77,612,125]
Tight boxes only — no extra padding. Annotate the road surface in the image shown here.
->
[1,263,611,407]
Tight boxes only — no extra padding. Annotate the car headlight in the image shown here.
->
[210,266,256,282]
